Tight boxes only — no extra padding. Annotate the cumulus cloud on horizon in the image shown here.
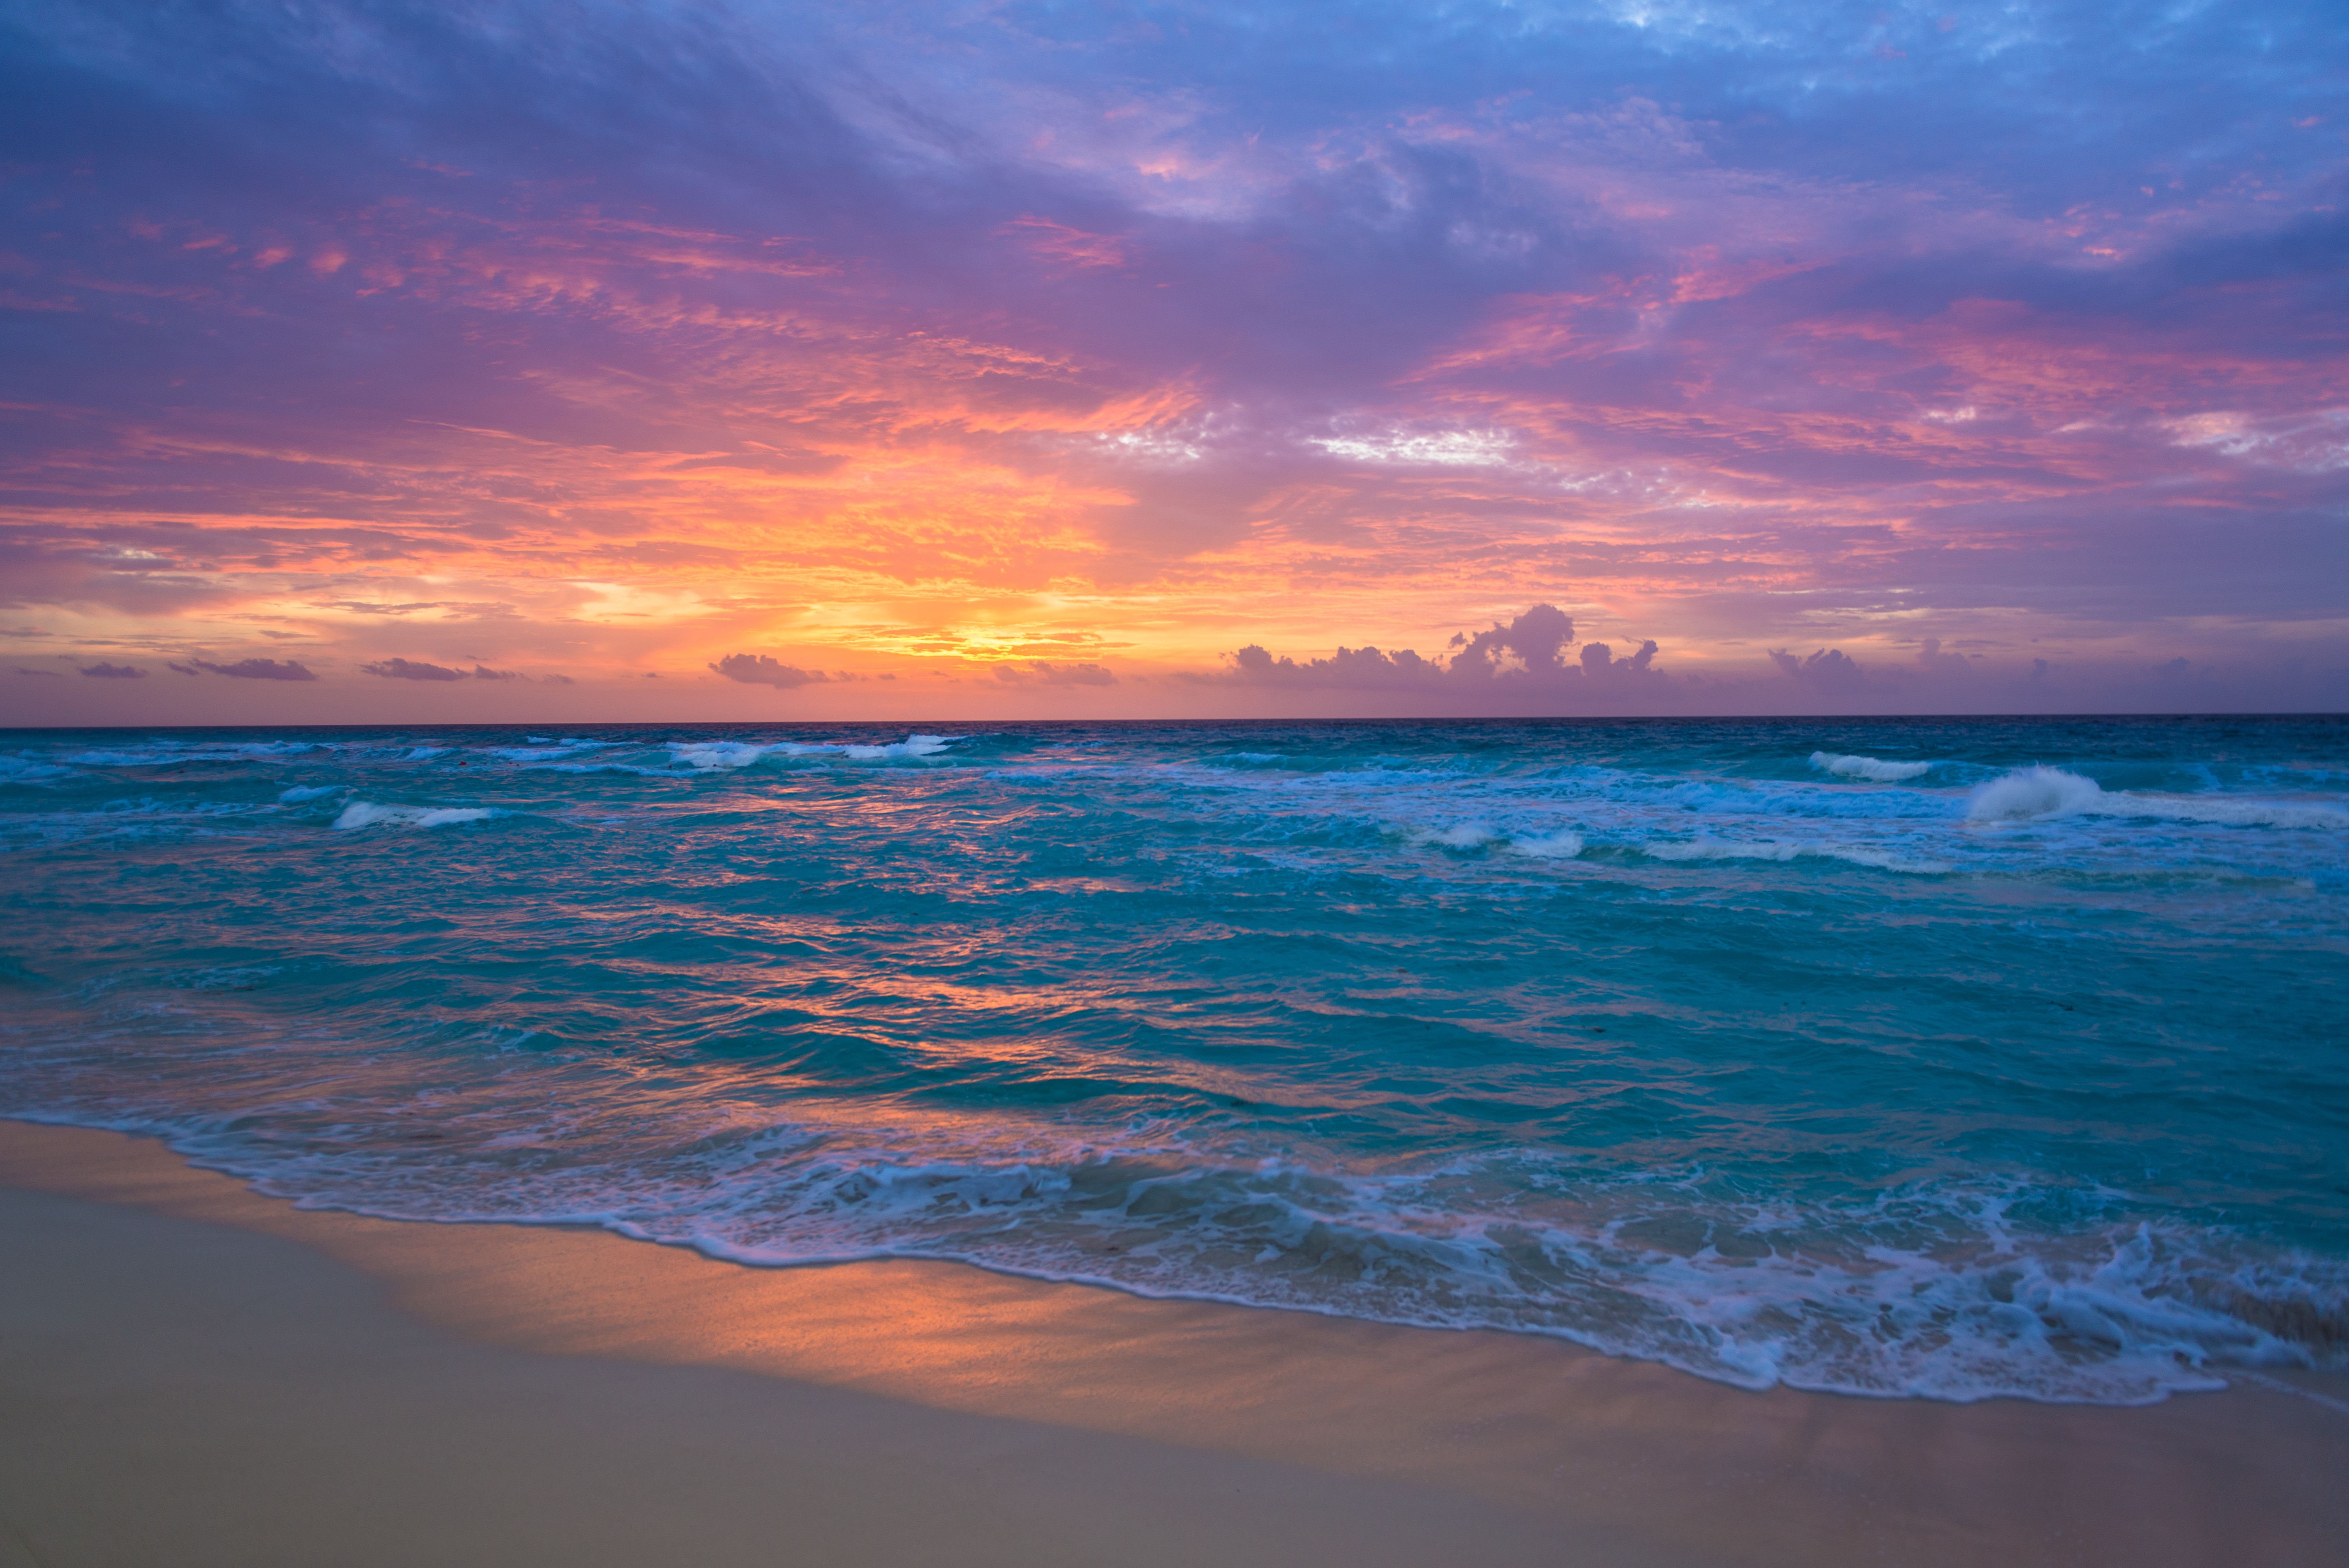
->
[1770,648,1868,697]
[1226,605,1668,694]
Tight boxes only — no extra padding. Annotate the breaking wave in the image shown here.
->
[333,801,500,830]
[669,733,960,770]
[1968,766,2349,829]
[1510,828,1586,859]
[1811,751,1933,782]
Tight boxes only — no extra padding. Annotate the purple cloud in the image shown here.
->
[1449,605,1575,679]
[1229,606,1671,696]
[1771,649,1869,697]
[710,654,828,688]
[1229,644,1449,691]
[360,657,466,681]
[168,658,318,681]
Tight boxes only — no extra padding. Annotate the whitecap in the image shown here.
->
[1966,766,2109,822]
[1968,766,2347,829]
[1510,829,1586,859]
[840,733,955,761]
[278,785,338,803]
[333,801,498,830]
[1414,824,1496,849]
[670,741,773,770]
[1811,751,1933,782]
[669,734,958,770]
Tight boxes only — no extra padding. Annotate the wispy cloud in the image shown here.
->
[994,660,1116,686]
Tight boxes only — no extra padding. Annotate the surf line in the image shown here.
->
[2230,1370,2349,1418]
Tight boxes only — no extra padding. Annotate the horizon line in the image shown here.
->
[6,710,2347,734]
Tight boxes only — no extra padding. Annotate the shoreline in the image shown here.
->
[5,1118,2345,1566]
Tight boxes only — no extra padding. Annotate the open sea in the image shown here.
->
[4,717,2345,1404]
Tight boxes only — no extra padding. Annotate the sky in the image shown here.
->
[2,0,2345,722]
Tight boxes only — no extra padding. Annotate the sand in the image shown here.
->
[2,1119,2343,1566]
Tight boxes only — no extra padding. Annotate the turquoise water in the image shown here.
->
[4,717,2345,1402]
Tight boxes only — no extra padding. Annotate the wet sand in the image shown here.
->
[2,1119,2342,1566]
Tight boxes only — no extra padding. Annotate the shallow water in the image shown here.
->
[4,716,2345,1402]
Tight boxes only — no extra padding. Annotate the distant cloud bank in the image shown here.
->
[1225,606,1666,698]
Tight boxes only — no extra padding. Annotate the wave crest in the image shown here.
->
[1968,766,2348,829]
[670,733,959,770]
[333,802,498,830]
[1510,828,1586,859]
[1811,751,1933,782]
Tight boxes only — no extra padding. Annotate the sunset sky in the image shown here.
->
[3,0,2344,721]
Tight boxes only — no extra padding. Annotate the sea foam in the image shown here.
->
[113,1116,2346,1407]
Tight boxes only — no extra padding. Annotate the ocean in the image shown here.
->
[3,716,2344,1404]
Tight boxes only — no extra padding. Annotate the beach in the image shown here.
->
[5,1119,2344,1567]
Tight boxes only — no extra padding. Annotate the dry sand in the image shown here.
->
[2,1119,2343,1566]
